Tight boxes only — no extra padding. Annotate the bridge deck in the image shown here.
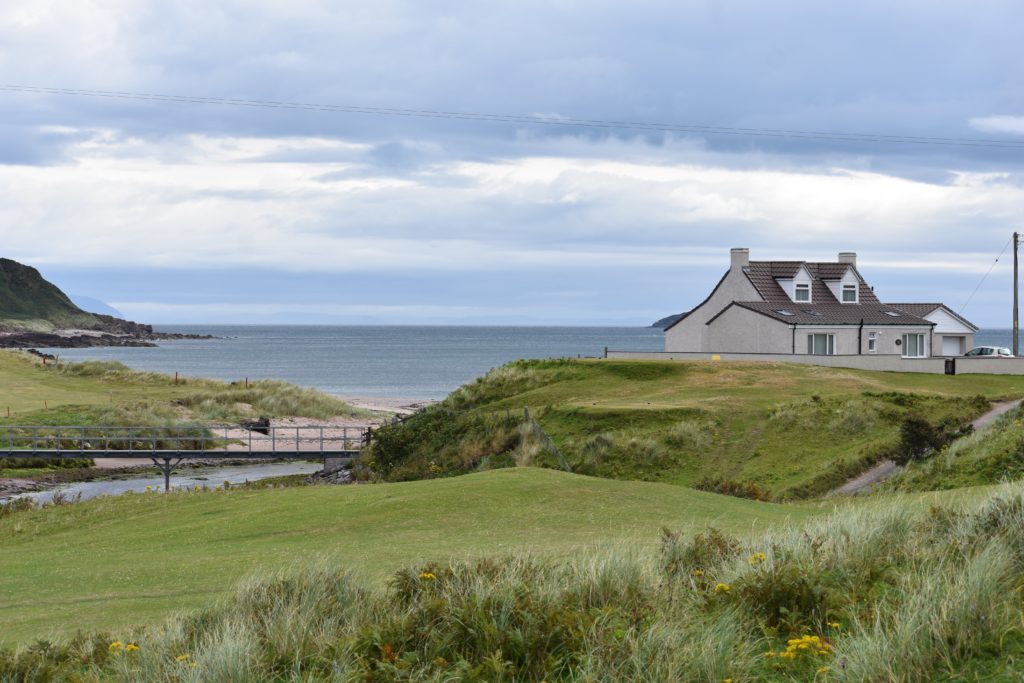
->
[0,424,369,491]
[0,450,360,459]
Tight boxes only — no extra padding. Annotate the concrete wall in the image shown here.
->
[607,350,950,373]
[706,305,793,353]
[956,357,1024,374]
[665,268,761,352]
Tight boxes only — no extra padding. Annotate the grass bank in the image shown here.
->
[0,468,816,644]
[0,351,368,422]
[361,359,1023,498]
[3,477,1021,681]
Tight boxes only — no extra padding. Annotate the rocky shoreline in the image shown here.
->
[0,327,215,349]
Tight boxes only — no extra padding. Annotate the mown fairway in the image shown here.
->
[0,468,817,643]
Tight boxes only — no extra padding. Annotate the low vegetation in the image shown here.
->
[361,359,1008,498]
[4,480,1023,681]
[891,404,1024,492]
[0,352,368,422]
[0,469,813,643]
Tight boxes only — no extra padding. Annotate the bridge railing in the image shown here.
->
[0,424,369,456]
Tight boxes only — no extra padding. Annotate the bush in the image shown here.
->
[896,415,946,465]
[660,526,741,580]
[693,477,771,501]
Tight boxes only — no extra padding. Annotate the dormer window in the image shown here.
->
[795,283,811,302]
[842,284,858,303]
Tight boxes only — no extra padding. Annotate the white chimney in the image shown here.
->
[730,247,750,270]
[838,252,857,267]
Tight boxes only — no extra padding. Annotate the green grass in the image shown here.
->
[0,468,817,644]
[891,404,1024,492]
[0,350,369,423]
[364,359,1024,497]
[4,475,1023,681]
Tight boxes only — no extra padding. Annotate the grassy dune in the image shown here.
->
[365,359,1024,497]
[2,475,1019,680]
[0,350,368,425]
[0,469,817,643]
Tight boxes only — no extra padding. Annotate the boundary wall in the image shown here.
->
[605,351,1024,376]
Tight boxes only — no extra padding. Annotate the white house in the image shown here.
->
[665,248,976,358]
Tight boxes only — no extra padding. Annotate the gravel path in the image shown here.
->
[830,398,1023,496]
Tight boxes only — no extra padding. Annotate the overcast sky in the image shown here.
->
[2,1,1023,326]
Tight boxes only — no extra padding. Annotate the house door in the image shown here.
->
[942,336,963,356]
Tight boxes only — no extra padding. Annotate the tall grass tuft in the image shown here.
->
[8,485,1024,680]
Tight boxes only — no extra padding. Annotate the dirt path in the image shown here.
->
[830,399,1023,496]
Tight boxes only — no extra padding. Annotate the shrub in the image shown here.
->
[664,419,712,451]
[660,526,741,581]
[693,478,771,501]
[896,415,946,464]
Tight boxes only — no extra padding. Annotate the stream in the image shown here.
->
[6,461,323,505]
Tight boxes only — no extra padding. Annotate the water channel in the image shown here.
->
[5,461,323,505]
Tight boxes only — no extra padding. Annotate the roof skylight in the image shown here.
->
[884,311,901,317]
[774,309,795,316]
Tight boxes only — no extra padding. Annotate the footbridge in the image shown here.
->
[0,424,372,491]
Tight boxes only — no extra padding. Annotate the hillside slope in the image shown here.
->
[0,258,99,331]
[361,359,1024,498]
[0,468,814,642]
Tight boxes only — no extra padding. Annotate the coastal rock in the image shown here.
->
[0,478,42,498]
[306,467,355,485]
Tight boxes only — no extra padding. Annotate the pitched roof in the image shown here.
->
[885,303,979,331]
[718,301,934,326]
[744,261,880,306]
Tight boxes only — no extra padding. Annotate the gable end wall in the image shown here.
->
[665,270,762,352]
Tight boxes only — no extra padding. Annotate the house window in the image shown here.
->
[867,332,877,353]
[795,283,811,302]
[807,333,835,356]
[902,333,926,358]
[842,284,858,303]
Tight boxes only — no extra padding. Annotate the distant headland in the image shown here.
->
[0,258,211,348]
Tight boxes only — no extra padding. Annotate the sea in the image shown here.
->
[52,325,666,400]
[47,326,1015,401]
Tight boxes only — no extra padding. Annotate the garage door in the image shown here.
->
[942,336,963,356]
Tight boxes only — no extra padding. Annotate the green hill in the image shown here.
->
[0,258,100,332]
[0,468,815,643]
[361,359,1024,498]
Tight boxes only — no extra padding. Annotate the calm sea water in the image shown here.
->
[45,326,1013,400]
[53,326,665,400]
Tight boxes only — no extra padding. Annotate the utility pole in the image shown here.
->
[1015,231,1020,357]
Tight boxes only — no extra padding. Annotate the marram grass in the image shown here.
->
[5,483,1024,681]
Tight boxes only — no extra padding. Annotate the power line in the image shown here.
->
[3,83,1024,150]
[960,234,1014,314]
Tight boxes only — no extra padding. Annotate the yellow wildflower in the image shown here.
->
[763,651,776,658]
[748,552,767,565]
[714,582,731,593]
[692,568,704,577]
[108,641,124,653]
[828,621,841,629]
[817,666,829,673]
[817,649,830,656]
[175,654,191,662]
[125,643,140,652]
[419,572,437,581]
[723,679,733,683]
[780,651,797,659]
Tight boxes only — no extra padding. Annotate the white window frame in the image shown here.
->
[867,332,877,353]
[807,333,835,356]
[795,283,811,303]
[842,284,858,303]
[901,333,927,358]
